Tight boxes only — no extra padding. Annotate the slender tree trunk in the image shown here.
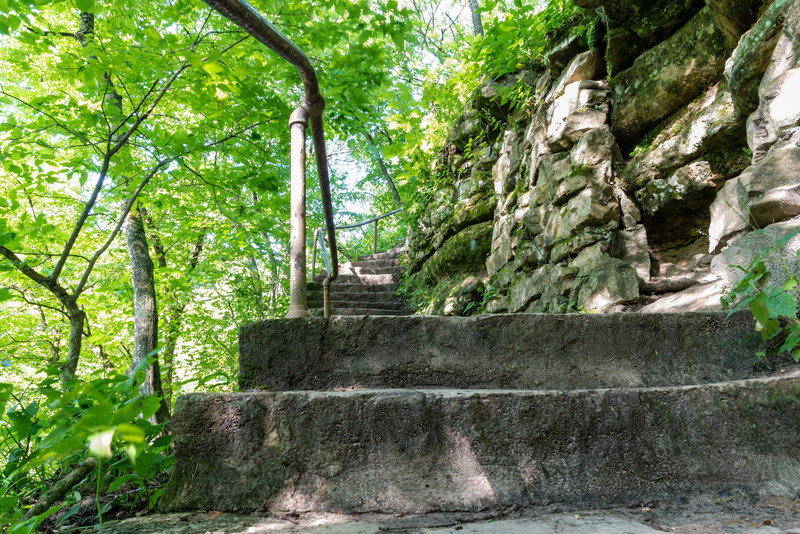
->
[158,233,204,408]
[124,206,169,424]
[468,0,484,37]
[60,306,86,388]
[364,133,403,208]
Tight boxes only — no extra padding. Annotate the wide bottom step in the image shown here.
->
[163,374,800,514]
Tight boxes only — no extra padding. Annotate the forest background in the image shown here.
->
[0,0,591,530]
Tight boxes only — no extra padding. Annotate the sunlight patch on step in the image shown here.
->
[443,427,496,504]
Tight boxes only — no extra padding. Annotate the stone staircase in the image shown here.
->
[307,247,413,316]
[163,312,800,515]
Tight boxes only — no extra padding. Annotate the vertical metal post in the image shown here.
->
[286,107,310,318]
[310,228,318,279]
[373,219,379,254]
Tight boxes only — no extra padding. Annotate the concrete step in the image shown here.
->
[308,282,399,293]
[310,306,414,317]
[343,258,401,270]
[312,272,399,285]
[308,291,403,305]
[357,247,406,262]
[239,312,763,391]
[163,373,800,514]
[325,265,404,277]
[307,299,411,311]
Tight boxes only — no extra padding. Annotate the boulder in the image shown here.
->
[493,127,525,195]
[545,50,605,103]
[476,70,539,120]
[569,244,640,312]
[635,161,723,221]
[546,80,609,151]
[542,185,619,247]
[611,7,729,151]
[549,224,616,263]
[706,0,772,49]
[574,0,703,74]
[448,113,483,149]
[570,126,622,168]
[708,140,800,252]
[711,218,800,292]
[747,69,800,158]
[611,225,652,282]
[621,82,745,191]
[507,267,549,313]
[638,279,727,312]
[725,0,793,117]
[746,0,800,159]
[443,276,486,316]
[545,33,589,72]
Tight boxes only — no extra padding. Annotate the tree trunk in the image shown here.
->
[124,206,169,424]
[60,305,86,388]
[468,0,484,37]
[159,233,204,408]
[364,133,403,208]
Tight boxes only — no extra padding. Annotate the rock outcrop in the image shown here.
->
[405,0,800,315]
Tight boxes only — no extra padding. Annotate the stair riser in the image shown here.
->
[163,376,800,514]
[314,274,399,285]
[239,313,763,391]
[357,248,405,262]
[342,259,401,270]
[308,294,406,306]
[307,302,412,311]
[319,266,404,276]
[308,282,398,293]
[310,310,411,317]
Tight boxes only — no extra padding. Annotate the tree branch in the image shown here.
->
[73,157,176,298]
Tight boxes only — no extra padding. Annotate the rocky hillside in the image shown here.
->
[405,0,800,315]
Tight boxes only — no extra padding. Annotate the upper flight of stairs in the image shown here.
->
[163,312,800,515]
[307,247,413,316]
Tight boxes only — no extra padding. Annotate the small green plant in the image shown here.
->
[722,230,800,363]
[1,361,173,532]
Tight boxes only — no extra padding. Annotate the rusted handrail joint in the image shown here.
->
[202,0,338,318]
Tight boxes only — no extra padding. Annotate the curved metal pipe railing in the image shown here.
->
[202,0,338,318]
[311,208,404,285]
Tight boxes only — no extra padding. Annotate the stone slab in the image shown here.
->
[239,313,763,391]
[100,506,800,534]
[162,374,800,514]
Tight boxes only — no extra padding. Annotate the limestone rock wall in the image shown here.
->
[406,0,800,315]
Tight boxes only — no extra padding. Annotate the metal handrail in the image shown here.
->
[311,208,404,284]
[203,0,338,318]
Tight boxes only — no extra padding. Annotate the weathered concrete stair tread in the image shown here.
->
[163,373,800,514]
[239,312,764,391]
[322,308,412,316]
[308,291,403,305]
[309,247,411,317]
[317,266,404,277]
[316,273,398,285]
[309,282,398,292]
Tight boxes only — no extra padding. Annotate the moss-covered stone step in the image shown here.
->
[163,374,800,514]
[238,312,763,391]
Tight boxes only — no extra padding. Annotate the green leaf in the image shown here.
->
[780,331,800,355]
[116,423,146,444]
[749,293,771,327]
[202,61,224,75]
[766,291,797,319]
[0,288,12,302]
[75,0,94,11]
